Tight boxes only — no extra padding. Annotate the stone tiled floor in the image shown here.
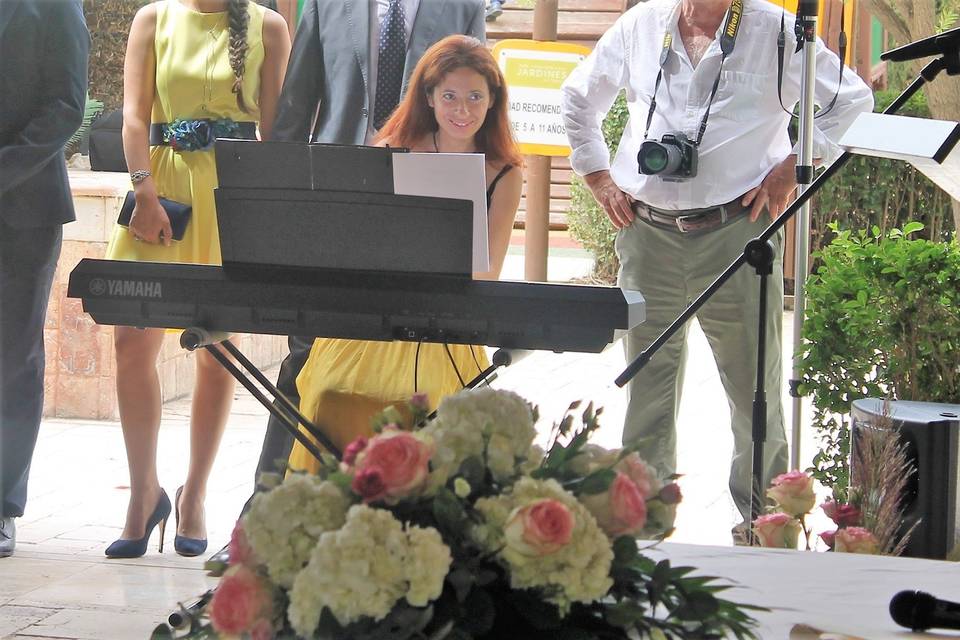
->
[1,249,819,639]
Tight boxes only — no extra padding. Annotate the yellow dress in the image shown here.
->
[105,0,265,266]
[289,340,490,472]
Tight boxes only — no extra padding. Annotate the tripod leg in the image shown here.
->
[745,239,775,542]
[202,343,338,462]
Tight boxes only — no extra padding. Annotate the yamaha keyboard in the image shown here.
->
[68,259,645,353]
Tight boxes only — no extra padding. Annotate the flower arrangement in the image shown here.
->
[752,415,916,555]
[154,389,761,639]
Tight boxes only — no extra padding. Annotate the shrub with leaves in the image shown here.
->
[567,92,629,284]
[798,222,960,496]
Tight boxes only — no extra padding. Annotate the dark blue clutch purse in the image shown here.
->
[117,191,192,241]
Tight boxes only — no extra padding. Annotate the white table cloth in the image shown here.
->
[654,542,960,639]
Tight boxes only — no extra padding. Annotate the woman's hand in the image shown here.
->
[129,194,172,246]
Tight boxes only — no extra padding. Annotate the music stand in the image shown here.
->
[189,142,515,463]
[839,112,960,201]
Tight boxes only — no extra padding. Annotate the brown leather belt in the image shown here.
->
[632,197,748,233]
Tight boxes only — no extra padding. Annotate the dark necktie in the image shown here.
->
[374,0,406,130]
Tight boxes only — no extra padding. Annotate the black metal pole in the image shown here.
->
[745,239,775,534]
[215,339,342,459]
[201,343,339,462]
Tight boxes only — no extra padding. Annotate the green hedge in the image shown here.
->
[566,93,628,283]
[809,89,956,247]
[84,0,150,112]
[799,222,960,498]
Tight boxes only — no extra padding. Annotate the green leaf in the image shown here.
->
[604,601,648,627]
[433,488,468,533]
[457,455,486,489]
[902,221,925,235]
[149,625,174,640]
[569,468,617,495]
[612,535,641,565]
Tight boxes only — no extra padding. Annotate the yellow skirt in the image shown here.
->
[105,146,223,266]
[288,338,489,473]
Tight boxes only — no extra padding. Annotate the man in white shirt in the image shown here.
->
[561,0,873,532]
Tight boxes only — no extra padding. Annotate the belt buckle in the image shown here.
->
[674,212,700,233]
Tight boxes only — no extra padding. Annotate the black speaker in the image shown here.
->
[850,399,960,559]
[88,110,127,173]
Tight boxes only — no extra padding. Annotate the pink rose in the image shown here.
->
[410,393,430,412]
[820,529,837,549]
[658,482,683,505]
[209,565,272,635]
[616,454,654,499]
[752,512,802,548]
[821,500,861,527]
[250,618,274,640]
[351,467,388,503]
[766,470,816,517]
[580,472,648,538]
[354,430,432,501]
[833,526,880,554]
[342,437,369,467]
[228,520,255,567]
[504,499,575,556]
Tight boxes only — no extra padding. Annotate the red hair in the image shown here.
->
[375,35,522,168]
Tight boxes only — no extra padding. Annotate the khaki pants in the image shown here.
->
[616,213,789,522]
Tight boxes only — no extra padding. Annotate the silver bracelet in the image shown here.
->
[130,169,152,184]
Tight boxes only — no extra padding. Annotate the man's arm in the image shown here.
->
[795,36,875,165]
[465,0,486,41]
[0,0,89,196]
[560,17,634,228]
[744,37,874,221]
[271,0,323,143]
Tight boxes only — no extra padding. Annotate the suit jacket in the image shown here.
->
[0,0,89,229]
[273,0,485,145]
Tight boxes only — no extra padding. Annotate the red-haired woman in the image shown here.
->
[288,35,523,473]
[104,0,290,558]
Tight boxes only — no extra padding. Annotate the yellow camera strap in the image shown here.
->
[642,0,744,144]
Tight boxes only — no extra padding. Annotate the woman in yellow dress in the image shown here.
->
[104,0,290,558]
[289,35,524,473]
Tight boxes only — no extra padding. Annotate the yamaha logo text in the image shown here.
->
[92,278,163,298]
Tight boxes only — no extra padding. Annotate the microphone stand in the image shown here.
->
[789,0,820,472]
[616,54,954,539]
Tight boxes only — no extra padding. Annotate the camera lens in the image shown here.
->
[640,144,669,173]
[638,140,683,176]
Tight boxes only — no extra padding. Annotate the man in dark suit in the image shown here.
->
[249,0,485,500]
[0,0,89,558]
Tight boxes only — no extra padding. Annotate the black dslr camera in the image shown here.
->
[637,131,698,180]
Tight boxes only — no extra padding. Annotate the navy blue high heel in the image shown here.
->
[174,486,208,557]
[105,489,171,558]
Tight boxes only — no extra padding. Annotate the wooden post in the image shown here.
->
[275,0,298,39]
[524,0,559,282]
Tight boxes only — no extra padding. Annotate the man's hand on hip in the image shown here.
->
[584,170,635,229]
[742,155,798,222]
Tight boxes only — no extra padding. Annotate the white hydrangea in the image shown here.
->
[242,474,351,588]
[288,505,452,635]
[404,525,452,606]
[422,387,536,487]
[472,477,613,614]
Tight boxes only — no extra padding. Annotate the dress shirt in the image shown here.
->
[366,0,422,142]
[561,0,874,210]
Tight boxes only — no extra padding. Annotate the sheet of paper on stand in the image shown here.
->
[392,152,490,272]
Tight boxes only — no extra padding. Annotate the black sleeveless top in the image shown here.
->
[486,164,514,208]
